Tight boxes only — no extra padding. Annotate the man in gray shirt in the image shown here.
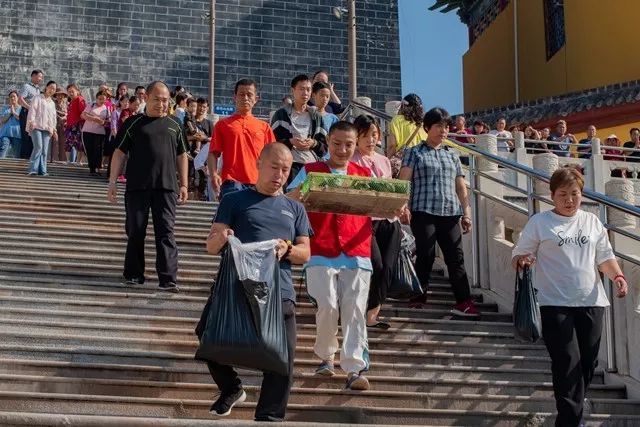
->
[18,69,44,158]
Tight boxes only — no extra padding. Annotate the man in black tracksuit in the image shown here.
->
[107,81,189,293]
[270,74,327,185]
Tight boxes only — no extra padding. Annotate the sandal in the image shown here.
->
[367,321,391,330]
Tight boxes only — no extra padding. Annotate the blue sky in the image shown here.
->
[398,0,468,114]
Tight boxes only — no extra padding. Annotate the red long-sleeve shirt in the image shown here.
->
[66,96,86,128]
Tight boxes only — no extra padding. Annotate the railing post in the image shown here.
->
[602,180,637,372]
[469,155,480,289]
[588,138,606,193]
[514,131,528,191]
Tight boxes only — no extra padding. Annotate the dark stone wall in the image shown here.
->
[0,0,401,116]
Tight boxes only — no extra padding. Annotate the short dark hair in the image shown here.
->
[196,97,208,105]
[31,69,43,76]
[135,85,145,93]
[550,166,584,193]
[423,107,451,130]
[630,127,640,135]
[45,80,56,88]
[128,96,138,103]
[118,95,128,103]
[312,81,330,94]
[234,78,257,94]
[146,81,169,96]
[175,92,189,104]
[328,120,357,137]
[312,70,329,80]
[117,82,127,90]
[186,98,197,106]
[496,116,507,123]
[353,114,380,139]
[95,90,108,98]
[7,90,18,98]
[291,74,310,88]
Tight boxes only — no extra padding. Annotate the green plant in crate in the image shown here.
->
[301,172,409,195]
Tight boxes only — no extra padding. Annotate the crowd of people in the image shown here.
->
[448,113,640,166]
[1,69,631,427]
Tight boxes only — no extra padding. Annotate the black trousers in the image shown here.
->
[368,220,402,310]
[207,300,297,421]
[19,107,32,159]
[124,190,178,284]
[541,306,604,427]
[83,132,103,173]
[409,211,471,303]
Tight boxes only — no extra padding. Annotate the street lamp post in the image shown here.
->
[347,0,357,101]
[208,0,216,107]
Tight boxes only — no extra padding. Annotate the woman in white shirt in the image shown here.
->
[512,167,628,427]
[26,81,57,176]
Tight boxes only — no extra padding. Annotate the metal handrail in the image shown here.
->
[453,140,640,217]
[347,99,393,122]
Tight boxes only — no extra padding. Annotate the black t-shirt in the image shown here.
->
[623,141,640,163]
[196,118,213,137]
[214,188,313,302]
[116,115,188,191]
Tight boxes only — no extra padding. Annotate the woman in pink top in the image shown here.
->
[351,114,407,329]
[26,80,57,176]
[81,91,109,175]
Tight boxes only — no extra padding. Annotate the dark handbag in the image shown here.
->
[388,246,423,300]
[513,265,542,343]
[195,246,289,375]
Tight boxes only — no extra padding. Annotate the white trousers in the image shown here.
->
[306,266,371,374]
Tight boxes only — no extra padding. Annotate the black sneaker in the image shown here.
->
[209,388,246,417]
[159,282,180,293]
[123,277,144,285]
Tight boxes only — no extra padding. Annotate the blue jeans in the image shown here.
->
[219,180,253,200]
[0,137,9,158]
[28,129,51,175]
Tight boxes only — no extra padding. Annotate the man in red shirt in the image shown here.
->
[208,79,276,200]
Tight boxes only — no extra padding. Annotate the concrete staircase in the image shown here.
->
[0,158,638,426]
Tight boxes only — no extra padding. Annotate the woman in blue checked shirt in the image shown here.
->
[398,107,479,317]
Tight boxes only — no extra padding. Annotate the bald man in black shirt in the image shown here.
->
[108,81,189,292]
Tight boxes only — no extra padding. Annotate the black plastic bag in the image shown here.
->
[195,238,289,376]
[388,247,423,300]
[513,265,542,343]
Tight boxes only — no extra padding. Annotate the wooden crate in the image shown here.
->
[300,173,409,217]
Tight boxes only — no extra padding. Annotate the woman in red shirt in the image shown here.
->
[65,84,86,164]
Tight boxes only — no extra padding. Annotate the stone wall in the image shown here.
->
[0,0,401,115]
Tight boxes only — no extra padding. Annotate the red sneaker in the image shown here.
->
[451,299,480,318]
[117,175,127,184]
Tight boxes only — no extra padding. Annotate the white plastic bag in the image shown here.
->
[228,236,279,283]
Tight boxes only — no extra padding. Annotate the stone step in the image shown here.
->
[0,411,428,427]
[0,219,205,240]
[0,321,545,357]
[0,357,586,386]
[1,390,638,426]
[0,340,551,370]
[0,202,212,227]
[0,292,508,323]
[0,226,207,246]
[0,187,217,214]
[0,329,548,368]
[0,374,634,412]
[0,217,207,238]
[0,311,515,345]
[0,281,497,314]
[0,305,513,335]
[0,274,471,303]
